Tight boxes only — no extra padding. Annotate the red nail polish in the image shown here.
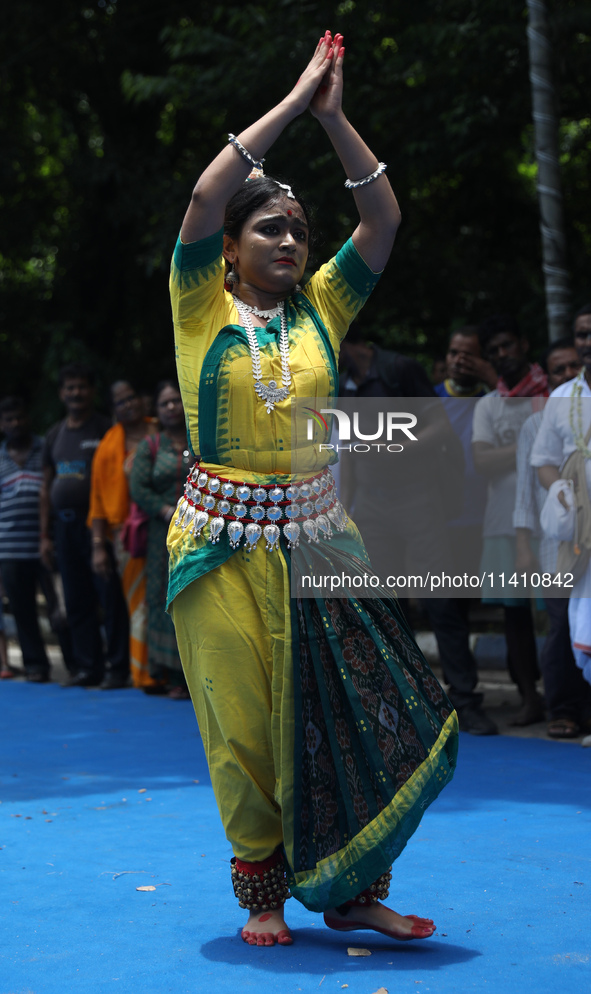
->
[339,47,345,57]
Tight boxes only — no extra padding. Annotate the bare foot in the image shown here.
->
[241,908,293,947]
[324,902,435,941]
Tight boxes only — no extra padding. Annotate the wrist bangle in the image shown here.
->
[344,162,387,190]
[228,134,265,171]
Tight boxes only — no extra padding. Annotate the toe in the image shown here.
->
[276,930,293,945]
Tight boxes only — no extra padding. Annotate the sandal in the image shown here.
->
[168,686,191,700]
[547,717,580,739]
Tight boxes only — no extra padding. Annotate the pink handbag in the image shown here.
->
[121,434,160,558]
[120,502,150,558]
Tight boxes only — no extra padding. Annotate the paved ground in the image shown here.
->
[3,672,590,994]
[5,630,588,745]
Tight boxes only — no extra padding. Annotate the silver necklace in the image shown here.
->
[234,297,291,413]
[233,294,283,320]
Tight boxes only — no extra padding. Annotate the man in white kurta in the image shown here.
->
[530,306,591,689]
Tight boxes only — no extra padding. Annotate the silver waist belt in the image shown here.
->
[174,462,349,552]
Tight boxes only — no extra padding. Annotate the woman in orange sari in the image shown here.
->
[88,381,159,688]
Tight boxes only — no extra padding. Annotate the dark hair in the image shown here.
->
[538,336,576,373]
[109,379,136,406]
[224,176,314,243]
[448,325,479,348]
[0,395,26,416]
[58,361,95,388]
[154,379,180,407]
[478,314,521,352]
[574,303,591,330]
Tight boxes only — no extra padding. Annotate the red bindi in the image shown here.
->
[287,209,293,216]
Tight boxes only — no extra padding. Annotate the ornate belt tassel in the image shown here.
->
[231,851,291,911]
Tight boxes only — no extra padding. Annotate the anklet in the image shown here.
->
[337,868,392,910]
[231,852,291,911]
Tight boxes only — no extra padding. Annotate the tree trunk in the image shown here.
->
[526,0,571,341]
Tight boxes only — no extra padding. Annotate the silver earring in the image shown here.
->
[226,264,239,285]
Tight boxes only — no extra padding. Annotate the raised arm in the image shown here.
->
[180,36,338,244]
[309,36,401,273]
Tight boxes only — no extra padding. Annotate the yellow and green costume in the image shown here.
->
[167,229,458,912]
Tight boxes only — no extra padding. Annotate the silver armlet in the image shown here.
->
[228,134,265,171]
[344,162,387,190]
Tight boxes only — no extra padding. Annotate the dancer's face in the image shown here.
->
[224,197,309,297]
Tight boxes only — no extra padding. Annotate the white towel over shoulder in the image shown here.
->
[539,479,575,541]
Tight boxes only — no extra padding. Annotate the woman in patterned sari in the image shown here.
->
[167,32,458,946]
[130,381,191,698]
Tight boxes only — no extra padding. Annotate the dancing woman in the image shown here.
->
[167,31,458,946]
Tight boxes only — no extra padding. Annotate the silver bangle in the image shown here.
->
[228,134,265,171]
[344,162,387,190]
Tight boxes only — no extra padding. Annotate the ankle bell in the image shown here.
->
[231,852,291,911]
[345,868,392,908]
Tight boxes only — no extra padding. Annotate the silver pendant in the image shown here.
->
[191,511,209,537]
[316,514,332,540]
[264,524,281,551]
[283,521,300,549]
[327,503,348,532]
[227,521,244,549]
[303,519,319,544]
[244,523,262,551]
[183,505,196,530]
[174,498,186,527]
[254,379,290,414]
[209,517,224,544]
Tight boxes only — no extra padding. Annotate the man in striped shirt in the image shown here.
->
[0,397,52,680]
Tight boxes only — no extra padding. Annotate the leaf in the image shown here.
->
[136,885,157,892]
[347,947,371,956]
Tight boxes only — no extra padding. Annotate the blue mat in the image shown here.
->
[2,682,590,993]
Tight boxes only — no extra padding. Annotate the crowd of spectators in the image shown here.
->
[0,363,190,699]
[2,307,591,741]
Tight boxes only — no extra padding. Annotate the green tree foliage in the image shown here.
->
[1,1,590,423]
